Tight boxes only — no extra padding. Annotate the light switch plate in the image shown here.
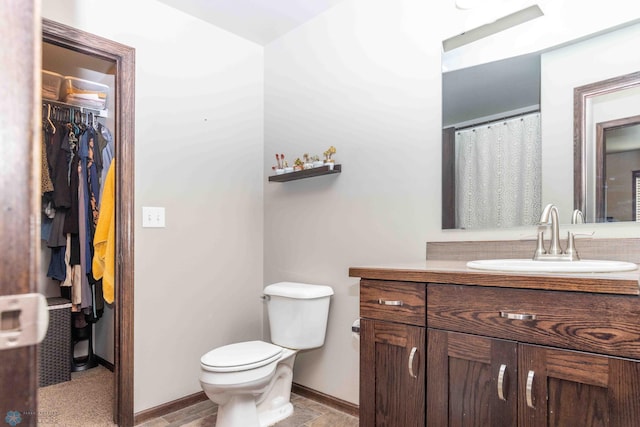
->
[142,206,166,228]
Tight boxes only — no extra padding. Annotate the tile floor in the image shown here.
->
[135,393,359,427]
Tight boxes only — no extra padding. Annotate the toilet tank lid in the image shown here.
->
[264,282,334,299]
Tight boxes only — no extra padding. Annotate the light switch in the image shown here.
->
[142,207,166,228]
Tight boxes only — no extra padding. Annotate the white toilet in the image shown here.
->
[199,282,334,427]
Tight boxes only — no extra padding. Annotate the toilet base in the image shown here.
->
[216,394,261,427]
[215,397,293,427]
[258,401,293,427]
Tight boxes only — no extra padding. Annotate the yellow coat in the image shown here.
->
[93,160,115,304]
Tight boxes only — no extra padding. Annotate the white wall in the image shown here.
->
[264,0,439,404]
[264,0,640,406]
[42,0,265,412]
[42,0,640,413]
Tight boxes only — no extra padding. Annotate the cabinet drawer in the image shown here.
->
[427,283,640,359]
[360,280,425,326]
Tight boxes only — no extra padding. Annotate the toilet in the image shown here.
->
[199,282,334,427]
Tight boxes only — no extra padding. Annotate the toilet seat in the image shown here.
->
[201,340,283,373]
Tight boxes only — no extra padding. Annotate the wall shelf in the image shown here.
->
[268,164,341,182]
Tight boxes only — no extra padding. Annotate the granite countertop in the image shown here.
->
[349,260,640,296]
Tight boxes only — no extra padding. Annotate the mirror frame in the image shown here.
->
[573,71,640,219]
[595,114,640,221]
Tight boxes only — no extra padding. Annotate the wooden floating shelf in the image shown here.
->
[268,164,341,182]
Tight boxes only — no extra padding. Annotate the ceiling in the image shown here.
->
[157,0,349,45]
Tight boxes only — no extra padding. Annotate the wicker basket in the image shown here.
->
[38,298,72,387]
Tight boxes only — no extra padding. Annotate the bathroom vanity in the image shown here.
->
[350,257,640,427]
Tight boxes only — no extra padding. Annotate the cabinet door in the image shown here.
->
[427,329,518,427]
[361,319,425,427]
[519,344,640,427]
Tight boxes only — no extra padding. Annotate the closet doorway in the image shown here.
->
[42,19,135,427]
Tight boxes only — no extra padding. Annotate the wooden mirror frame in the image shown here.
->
[595,115,640,222]
[573,71,640,220]
[42,19,136,427]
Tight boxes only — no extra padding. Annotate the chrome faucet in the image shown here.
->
[571,209,584,224]
[533,204,580,261]
[540,204,562,255]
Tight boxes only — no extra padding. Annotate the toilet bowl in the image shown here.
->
[200,341,297,427]
[199,282,333,427]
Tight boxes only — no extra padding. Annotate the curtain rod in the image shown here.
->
[448,105,539,131]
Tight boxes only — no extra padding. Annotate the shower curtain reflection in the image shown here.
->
[456,112,541,229]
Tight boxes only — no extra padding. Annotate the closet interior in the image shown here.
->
[39,41,116,388]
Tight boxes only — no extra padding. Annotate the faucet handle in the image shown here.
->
[533,231,546,260]
[571,231,595,239]
[564,231,584,261]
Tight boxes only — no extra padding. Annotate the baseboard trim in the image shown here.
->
[292,382,359,418]
[132,383,359,424]
[133,391,209,425]
[95,355,115,372]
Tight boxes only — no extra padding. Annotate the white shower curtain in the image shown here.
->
[455,112,541,229]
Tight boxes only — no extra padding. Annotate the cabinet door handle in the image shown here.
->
[500,311,536,320]
[408,347,418,378]
[526,370,535,408]
[378,299,403,306]
[497,364,507,401]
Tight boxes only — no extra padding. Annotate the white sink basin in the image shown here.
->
[467,259,638,273]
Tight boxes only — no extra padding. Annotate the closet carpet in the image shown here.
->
[38,364,116,426]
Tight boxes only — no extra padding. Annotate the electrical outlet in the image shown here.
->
[142,206,166,228]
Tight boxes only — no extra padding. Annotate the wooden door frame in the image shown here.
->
[42,19,136,427]
[0,2,40,424]
[595,114,640,222]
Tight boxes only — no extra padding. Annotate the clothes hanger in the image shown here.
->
[69,108,81,136]
[46,104,56,134]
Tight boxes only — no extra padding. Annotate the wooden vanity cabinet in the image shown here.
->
[427,329,518,427]
[359,279,426,427]
[518,343,640,427]
[427,283,640,427]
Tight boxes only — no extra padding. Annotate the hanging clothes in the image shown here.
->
[40,101,112,322]
[61,149,82,306]
[77,127,104,321]
[45,123,72,283]
[97,124,114,206]
[49,123,73,209]
[41,132,54,194]
[93,160,115,304]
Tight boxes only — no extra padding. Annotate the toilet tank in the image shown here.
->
[264,282,334,350]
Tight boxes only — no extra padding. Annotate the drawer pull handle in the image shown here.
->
[526,370,535,409]
[408,347,418,378]
[378,299,403,306]
[500,311,536,321]
[497,364,507,401]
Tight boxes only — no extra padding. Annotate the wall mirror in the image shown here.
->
[574,72,640,223]
[442,19,640,230]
